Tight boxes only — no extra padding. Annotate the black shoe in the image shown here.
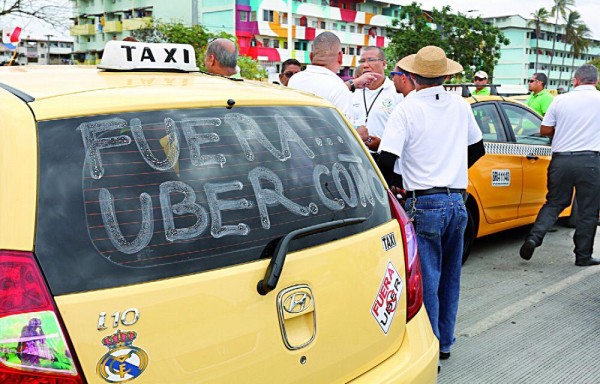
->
[439,351,450,360]
[519,239,536,261]
[575,257,600,266]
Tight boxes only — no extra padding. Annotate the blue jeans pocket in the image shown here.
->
[414,207,445,240]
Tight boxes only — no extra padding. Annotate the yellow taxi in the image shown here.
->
[461,90,573,262]
[0,41,438,383]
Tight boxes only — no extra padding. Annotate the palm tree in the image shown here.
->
[557,11,581,89]
[549,0,574,85]
[568,24,592,91]
[528,8,550,72]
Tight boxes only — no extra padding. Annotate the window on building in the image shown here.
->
[341,47,346,54]
[239,10,248,22]
[340,25,346,31]
[320,21,326,29]
[332,22,337,30]
[312,20,317,27]
[349,47,355,55]
[529,62,535,69]
[281,12,288,24]
[273,40,280,48]
[250,11,257,21]
[263,10,274,22]
[294,41,308,50]
[350,25,355,33]
[264,38,271,47]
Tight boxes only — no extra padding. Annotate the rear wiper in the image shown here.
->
[257,217,367,295]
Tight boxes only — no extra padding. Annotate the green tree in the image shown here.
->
[548,0,575,82]
[133,20,266,80]
[568,24,593,91]
[527,8,550,72]
[385,2,509,81]
[589,56,600,90]
[558,11,582,88]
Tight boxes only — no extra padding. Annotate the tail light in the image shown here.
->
[387,190,423,321]
[0,250,85,383]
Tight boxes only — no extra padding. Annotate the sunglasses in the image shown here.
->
[528,79,538,83]
[390,71,405,78]
[358,58,384,64]
[474,77,486,81]
[282,71,298,78]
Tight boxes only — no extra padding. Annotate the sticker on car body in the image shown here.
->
[96,330,148,383]
[381,232,397,251]
[491,169,510,187]
[371,261,403,334]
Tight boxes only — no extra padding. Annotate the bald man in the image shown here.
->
[288,31,378,118]
[205,38,241,78]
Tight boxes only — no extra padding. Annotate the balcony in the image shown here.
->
[70,24,96,36]
[104,20,123,33]
[122,17,152,31]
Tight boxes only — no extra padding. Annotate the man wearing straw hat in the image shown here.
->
[378,46,485,363]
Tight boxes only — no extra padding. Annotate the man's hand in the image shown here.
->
[354,72,383,89]
[356,125,369,141]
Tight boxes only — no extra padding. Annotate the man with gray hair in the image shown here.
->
[288,31,379,118]
[520,64,600,266]
[204,38,241,78]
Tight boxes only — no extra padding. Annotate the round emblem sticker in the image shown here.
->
[96,330,148,383]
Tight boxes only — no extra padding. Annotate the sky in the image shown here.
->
[411,0,600,39]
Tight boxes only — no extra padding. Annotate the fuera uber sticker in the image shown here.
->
[371,261,403,334]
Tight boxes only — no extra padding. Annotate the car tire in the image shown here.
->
[462,207,475,265]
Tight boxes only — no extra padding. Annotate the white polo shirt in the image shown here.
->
[541,85,600,153]
[288,65,353,118]
[351,78,403,138]
[379,85,482,191]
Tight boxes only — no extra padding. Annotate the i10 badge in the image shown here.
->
[371,261,403,334]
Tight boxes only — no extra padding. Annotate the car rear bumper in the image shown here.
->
[349,307,439,383]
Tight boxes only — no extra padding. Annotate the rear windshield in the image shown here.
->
[36,106,391,294]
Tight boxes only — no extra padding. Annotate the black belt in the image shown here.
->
[406,187,466,197]
[553,151,600,157]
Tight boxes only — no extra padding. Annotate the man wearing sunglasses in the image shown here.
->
[352,47,403,151]
[276,58,302,87]
[472,70,490,96]
[390,66,415,98]
[526,73,554,116]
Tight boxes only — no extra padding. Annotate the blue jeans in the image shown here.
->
[405,192,467,353]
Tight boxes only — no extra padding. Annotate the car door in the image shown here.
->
[499,102,552,219]
[469,102,523,223]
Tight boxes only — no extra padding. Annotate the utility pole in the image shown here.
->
[44,34,52,65]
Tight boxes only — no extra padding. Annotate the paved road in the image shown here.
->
[438,221,600,383]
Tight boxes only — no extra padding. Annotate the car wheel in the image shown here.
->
[567,199,577,228]
[462,207,475,265]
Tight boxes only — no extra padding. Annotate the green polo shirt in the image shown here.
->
[527,89,554,116]
[472,87,490,96]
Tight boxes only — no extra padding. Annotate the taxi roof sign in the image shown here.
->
[98,40,199,72]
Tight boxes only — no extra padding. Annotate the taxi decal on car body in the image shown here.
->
[491,169,511,187]
[484,142,552,157]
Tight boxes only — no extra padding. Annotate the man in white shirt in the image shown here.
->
[378,46,485,363]
[352,46,403,151]
[520,64,600,266]
[288,31,379,118]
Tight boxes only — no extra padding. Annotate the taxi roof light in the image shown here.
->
[98,40,199,72]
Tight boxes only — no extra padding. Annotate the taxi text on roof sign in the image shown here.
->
[98,40,199,72]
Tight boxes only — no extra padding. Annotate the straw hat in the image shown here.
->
[396,46,463,78]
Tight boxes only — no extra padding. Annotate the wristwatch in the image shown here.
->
[348,80,356,93]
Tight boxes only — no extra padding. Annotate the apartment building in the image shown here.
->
[485,15,600,90]
[70,0,401,75]
[0,36,74,65]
